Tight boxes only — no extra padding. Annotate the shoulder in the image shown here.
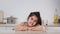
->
[15,22,27,31]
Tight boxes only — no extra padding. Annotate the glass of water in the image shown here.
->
[42,20,48,32]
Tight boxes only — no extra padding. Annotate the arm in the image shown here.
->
[31,25,43,31]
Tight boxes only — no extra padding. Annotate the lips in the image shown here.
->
[28,22,33,26]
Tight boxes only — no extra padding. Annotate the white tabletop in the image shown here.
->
[0,30,60,34]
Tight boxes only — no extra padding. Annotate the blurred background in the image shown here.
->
[0,0,60,31]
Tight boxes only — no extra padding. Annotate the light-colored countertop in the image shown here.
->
[0,30,60,34]
[48,24,60,27]
[0,24,60,34]
[0,24,60,27]
[0,24,15,27]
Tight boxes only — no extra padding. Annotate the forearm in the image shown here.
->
[31,26,43,31]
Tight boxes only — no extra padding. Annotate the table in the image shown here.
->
[0,24,60,34]
[0,30,60,34]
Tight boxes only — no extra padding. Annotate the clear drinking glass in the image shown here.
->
[42,20,48,32]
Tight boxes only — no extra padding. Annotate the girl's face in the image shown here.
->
[27,15,38,27]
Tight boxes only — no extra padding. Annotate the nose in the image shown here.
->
[31,20,34,24]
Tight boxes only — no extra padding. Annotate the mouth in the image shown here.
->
[27,23,33,27]
[28,23,36,27]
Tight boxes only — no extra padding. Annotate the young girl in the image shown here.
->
[15,12,43,31]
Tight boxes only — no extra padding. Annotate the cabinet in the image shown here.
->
[0,24,15,31]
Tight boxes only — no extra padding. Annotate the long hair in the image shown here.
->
[28,12,42,25]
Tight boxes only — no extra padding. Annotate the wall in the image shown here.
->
[0,0,60,25]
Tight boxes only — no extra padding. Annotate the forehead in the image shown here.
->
[30,15,38,20]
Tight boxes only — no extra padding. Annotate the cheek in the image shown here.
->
[27,18,31,22]
[27,19,31,24]
[33,22,37,25]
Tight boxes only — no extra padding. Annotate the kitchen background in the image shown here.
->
[0,0,60,31]
[0,0,60,25]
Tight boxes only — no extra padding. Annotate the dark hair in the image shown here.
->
[28,12,42,25]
